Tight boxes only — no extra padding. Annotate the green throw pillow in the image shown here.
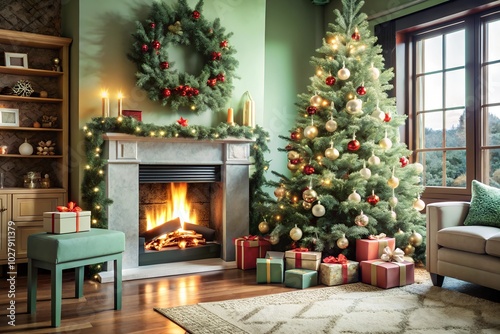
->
[463,180,500,227]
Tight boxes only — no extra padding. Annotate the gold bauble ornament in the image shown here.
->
[287,162,299,171]
[287,150,300,160]
[304,125,318,139]
[354,211,369,227]
[269,234,280,245]
[302,188,318,203]
[290,224,303,241]
[325,119,338,132]
[302,201,312,210]
[312,201,326,217]
[336,234,349,249]
[258,220,270,234]
[274,186,286,199]
[404,244,415,256]
[394,228,405,236]
[346,98,362,114]
[387,175,400,189]
[348,190,361,203]
[325,147,339,160]
[310,94,322,107]
[409,230,423,246]
[413,197,426,211]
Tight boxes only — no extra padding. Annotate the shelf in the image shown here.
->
[0,154,62,158]
[0,126,62,132]
[0,187,66,194]
[0,95,62,103]
[0,65,63,77]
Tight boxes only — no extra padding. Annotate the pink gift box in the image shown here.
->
[360,259,414,289]
[356,238,395,261]
[233,237,271,270]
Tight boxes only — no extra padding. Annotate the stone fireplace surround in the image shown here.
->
[98,133,252,282]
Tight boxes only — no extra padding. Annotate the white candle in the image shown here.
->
[227,107,234,125]
[101,91,109,117]
[117,92,123,117]
[242,91,255,127]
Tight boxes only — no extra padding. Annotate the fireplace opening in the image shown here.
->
[137,165,223,266]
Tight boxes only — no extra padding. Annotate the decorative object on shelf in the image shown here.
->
[122,110,142,121]
[242,91,256,127]
[0,86,14,95]
[40,115,58,128]
[0,145,7,154]
[37,140,56,155]
[128,0,238,113]
[24,171,41,189]
[33,121,41,128]
[12,79,34,97]
[0,108,19,127]
[4,52,28,68]
[52,57,61,71]
[40,174,51,188]
[227,107,234,125]
[39,90,48,98]
[19,138,34,155]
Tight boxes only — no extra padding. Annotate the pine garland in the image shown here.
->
[128,0,239,113]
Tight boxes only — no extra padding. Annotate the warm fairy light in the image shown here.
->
[160,131,165,136]
[95,153,99,157]
[321,100,330,107]
[85,165,91,169]
[346,92,355,100]
[323,178,331,185]
[150,131,155,136]
[275,215,281,221]
[92,219,97,224]
[93,187,99,192]
[87,131,92,137]
[316,68,323,76]
[191,129,196,134]
[95,205,101,210]
[279,204,285,209]
[214,133,219,138]
[117,116,123,122]
[83,126,88,131]
[98,170,104,175]
[190,105,196,111]
[264,165,269,171]
[136,127,141,132]
[175,133,179,137]
[292,196,298,203]
[95,147,100,152]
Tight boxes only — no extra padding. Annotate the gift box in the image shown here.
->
[266,251,285,260]
[356,237,395,261]
[284,269,318,289]
[43,211,91,234]
[320,255,359,286]
[234,236,271,270]
[256,258,284,283]
[285,249,321,271]
[122,109,142,121]
[360,259,414,289]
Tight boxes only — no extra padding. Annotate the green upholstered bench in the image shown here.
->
[27,228,125,327]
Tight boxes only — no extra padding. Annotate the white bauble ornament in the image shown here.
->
[325,119,338,132]
[19,138,34,156]
[302,188,318,203]
[274,186,286,199]
[348,190,361,203]
[370,65,380,80]
[258,220,269,234]
[413,197,426,211]
[360,164,371,180]
[387,175,400,189]
[355,211,369,227]
[409,230,423,246]
[290,224,303,241]
[390,209,397,220]
[287,150,300,160]
[338,67,351,80]
[325,147,339,160]
[388,196,398,208]
[371,107,385,121]
[395,228,404,236]
[304,125,318,139]
[379,137,392,150]
[337,234,349,249]
[312,201,326,217]
[414,162,424,174]
[346,99,362,114]
[310,94,322,107]
[368,153,381,165]
[302,201,312,210]
[269,234,280,245]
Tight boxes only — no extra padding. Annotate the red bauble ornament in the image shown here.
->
[290,159,300,165]
[347,139,361,151]
[325,76,336,86]
[400,156,409,167]
[150,22,156,29]
[367,192,380,205]
[356,85,367,96]
[152,40,161,50]
[220,40,228,48]
[306,106,317,115]
[285,144,293,151]
[160,61,169,70]
[177,117,188,127]
[192,10,201,19]
[216,73,225,82]
[211,51,222,60]
[291,131,300,141]
[193,88,199,96]
[141,44,149,52]
[303,165,315,175]
[351,28,361,41]
[384,112,392,122]
[162,88,171,98]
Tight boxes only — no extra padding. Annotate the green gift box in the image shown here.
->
[284,269,318,289]
[256,258,284,283]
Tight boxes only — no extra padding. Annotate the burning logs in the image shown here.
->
[145,228,206,250]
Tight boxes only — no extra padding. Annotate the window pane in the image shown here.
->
[416,73,443,110]
[445,109,466,147]
[445,30,465,68]
[446,150,466,187]
[419,111,443,148]
[420,151,443,186]
[486,19,500,62]
[483,106,500,146]
[445,69,465,108]
[482,148,500,188]
[485,63,500,104]
[417,35,442,73]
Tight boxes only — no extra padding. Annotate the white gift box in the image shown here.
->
[43,211,91,234]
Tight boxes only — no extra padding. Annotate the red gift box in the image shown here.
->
[360,259,414,289]
[122,110,142,121]
[356,238,395,261]
[234,236,271,270]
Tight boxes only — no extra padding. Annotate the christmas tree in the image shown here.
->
[256,0,426,263]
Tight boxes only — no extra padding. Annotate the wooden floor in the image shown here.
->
[1,265,498,333]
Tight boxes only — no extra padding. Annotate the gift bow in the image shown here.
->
[241,235,259,240]
[381,246,405,263]
[368,233,387,240]
[56,201,82,212]
[293,247,309,252]
[323,254,348,264]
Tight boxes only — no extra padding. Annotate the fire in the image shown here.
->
[146,183,197,230]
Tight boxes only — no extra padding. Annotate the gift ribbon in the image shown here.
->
[51,213,55,233]
[368,233,386,240]
[377,239,388,257]
[370,261,407,286]
[295,252,303,268]
[323,254,349,284]
[76,211,80,232]
[57,201,82,212]
[381,246,405,263]
[266,258,271,283]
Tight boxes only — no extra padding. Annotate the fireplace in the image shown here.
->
[99,133,253,281]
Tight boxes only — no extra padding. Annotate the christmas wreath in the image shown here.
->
[128,0,239,113]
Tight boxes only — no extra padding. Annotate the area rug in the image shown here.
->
[155,280,500,334]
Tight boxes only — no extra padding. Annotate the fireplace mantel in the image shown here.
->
[100,133,253,280]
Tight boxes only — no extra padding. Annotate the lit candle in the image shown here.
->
[227,107,234,125]
[117,92,123,117]
[101,91,109,117]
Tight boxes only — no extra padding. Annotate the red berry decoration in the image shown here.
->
[384,112,392,122]
[160,61,169,70]
[325,76,336,86]
[150,22,156,29]
[347,139,361,151]
[151,40,161,50]
[207,78,217,87]
[162,88,171,98]
[367,191,380,205]
[306,106,317,115]
[400,156,409,167]
[192,10,201,19]
[356,85,367,96]
[303,165,315,175]
[141,44,149,52]
[220,40,228,48]
[216,73,225,82]
[211,51,222,60]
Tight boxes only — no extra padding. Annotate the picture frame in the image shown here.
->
[0,108,19,127]
[4,52,28,68]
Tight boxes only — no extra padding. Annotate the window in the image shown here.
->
[398,5,500,198]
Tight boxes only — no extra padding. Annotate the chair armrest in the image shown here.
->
[426,202,470,273]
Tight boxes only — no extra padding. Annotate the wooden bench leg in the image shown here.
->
[75,266,84,298]
[27,259,37,314]
[114,256,122,310]
[51,265,63,327]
